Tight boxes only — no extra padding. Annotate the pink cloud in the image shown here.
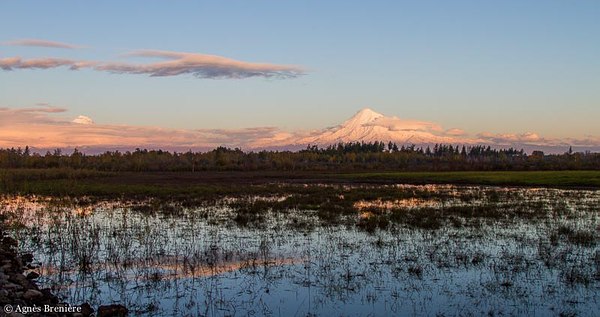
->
[476,132,553,145]
[0,49,304,79]
[98,50,304,79]
[363,116,444,133]
[445,128,466,136]
[0,106,287,151]
[0,57,95,70]
[1,106,598,153]
[3,38,84,49]
[564,136,600,147]
[0,105,68,126]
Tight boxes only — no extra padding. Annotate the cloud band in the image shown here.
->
[0,50,304,79]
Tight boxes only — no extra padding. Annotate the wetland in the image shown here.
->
[1,183,598,316]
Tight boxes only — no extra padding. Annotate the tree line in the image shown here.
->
[0,142,598,172]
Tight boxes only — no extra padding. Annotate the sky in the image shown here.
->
[1,1,599,152]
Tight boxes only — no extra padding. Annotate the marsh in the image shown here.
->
[1,184,598,316]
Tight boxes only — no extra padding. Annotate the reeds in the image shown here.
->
[0,184,598,316]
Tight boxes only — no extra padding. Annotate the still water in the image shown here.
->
[1,185,599,316]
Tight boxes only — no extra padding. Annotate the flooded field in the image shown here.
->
[1,185,599,316]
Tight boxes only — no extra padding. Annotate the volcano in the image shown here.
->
[294,108,460,146]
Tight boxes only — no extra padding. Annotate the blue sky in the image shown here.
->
[1,0,599,149]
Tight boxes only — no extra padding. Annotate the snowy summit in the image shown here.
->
[295,108,460,146]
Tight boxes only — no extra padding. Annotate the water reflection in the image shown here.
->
[0,185,599,316]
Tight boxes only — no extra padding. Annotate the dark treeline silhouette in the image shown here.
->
[0,142,598,172]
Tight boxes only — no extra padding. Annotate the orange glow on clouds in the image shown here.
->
[1,105,598,152]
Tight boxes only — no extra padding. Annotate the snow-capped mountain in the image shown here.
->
[242,107,578,153]
[293,108,461,146]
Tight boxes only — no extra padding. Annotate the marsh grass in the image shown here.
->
[1,184,599,316]
[3,169,600,200]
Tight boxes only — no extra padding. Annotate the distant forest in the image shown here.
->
[1,142,599,172]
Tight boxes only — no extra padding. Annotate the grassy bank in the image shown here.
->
[335,170,600,187]
[1,169,599,199]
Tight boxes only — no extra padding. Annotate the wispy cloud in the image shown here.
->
[99,50,304,79]
[0,104,67,115]
[0,49,304,79]
[0,57,95,70]
[0,105,68,127]
[363,116,443,133]
[476,132,550,145]
[564,136,600,147]
[0,106,288,151]
[445,128,466,136]
[1,106,598,153]
[3,38,84,49]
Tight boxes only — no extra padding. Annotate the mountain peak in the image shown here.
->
[349,108,384,124]
[295,107,458,146]
[356,107,381,115]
